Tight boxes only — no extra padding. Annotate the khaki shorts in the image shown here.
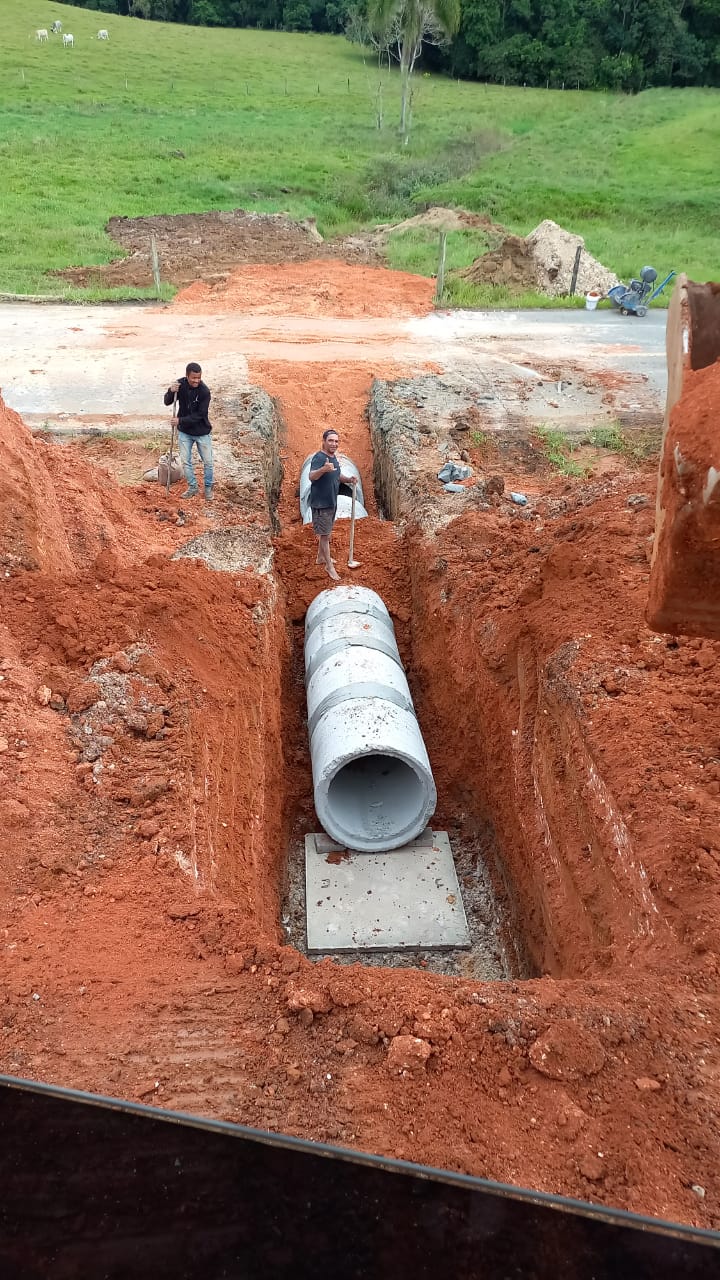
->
[312,508,335,536]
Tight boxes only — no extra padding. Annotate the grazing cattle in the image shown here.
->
[97,29,110,41]
[62,33,74,48]
[51,21,62,34]
[35,29,48,42]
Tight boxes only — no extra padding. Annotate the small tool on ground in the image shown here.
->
[347,484,361,569]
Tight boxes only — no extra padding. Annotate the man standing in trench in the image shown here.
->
[309,429,357,581]
[164,362,214,501]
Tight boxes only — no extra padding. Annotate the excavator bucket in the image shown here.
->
[646,276,720,638]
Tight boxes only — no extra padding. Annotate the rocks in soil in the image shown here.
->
[635,1076,662,1091]
[387,1035,432,1074]
[286,986,333,1015]
[578,1152,606,1182]
[529,1022,605,1080]
[66,681,100,713]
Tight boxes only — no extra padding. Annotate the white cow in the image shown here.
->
[35,29,48,42]
[62,33,74,48]
[97,29,110,41]
[51,21,62,34]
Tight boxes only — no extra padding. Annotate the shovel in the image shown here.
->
[347,483,361,569]
[166,395,177,495]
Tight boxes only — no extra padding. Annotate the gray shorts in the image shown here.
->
[312,508,335,536]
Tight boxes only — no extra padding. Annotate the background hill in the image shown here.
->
[1,1,717,298]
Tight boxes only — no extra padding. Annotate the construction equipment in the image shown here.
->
[646,275,720,638]
[607,266,676,317]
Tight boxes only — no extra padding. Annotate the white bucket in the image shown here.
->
[585,292,602,311]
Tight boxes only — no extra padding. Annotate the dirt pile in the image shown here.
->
[171,260,435,317]
[53,209,385,289]
[375,206,506,238]
[2,394,73,577]
[0,393,182,577]
[52,206,505,292]
[459,219,619,297]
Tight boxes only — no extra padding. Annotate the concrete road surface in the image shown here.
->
[1,303,667,434]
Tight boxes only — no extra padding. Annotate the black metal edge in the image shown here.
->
[1,1072,718,1248]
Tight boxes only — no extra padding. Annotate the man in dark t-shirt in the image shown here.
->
[309,429,357,581]
[163,361,214,501]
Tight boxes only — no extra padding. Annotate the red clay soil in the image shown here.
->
[172,260,435,317]
[647,359,720,637]
[1,261,719,1233]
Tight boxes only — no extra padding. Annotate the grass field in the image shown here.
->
[1,1,717,301]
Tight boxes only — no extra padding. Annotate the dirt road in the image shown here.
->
[2,301,664,433]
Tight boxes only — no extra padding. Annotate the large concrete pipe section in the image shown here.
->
[304,586,436,852]
[299,452,368,525]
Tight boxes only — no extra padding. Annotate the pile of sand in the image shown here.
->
[458,219,619,297]
[372,206,506,242]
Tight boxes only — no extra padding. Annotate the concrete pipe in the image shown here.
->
[305,585,437,852]
[299,452,368,526]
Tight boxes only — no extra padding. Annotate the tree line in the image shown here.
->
[63,0,720,90]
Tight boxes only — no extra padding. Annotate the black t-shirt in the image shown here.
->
[309,451,340,509]
[163,378,212,436]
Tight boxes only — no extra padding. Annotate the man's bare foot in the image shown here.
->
[327,565,341,581]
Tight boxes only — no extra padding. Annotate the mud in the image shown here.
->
[1,260,719,1232]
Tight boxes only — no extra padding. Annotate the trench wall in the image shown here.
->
[183,385,289,936]
[229,389,284,532]
[369,387,665,980]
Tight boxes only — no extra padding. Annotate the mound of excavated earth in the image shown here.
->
[52,209,385,289]
[459,218,619,297]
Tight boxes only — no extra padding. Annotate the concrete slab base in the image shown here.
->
[304,829,470,952]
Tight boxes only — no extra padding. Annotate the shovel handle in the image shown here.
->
[348,484,357,564]
[166,396,177,495]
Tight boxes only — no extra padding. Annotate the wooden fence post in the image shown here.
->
[434,232,447,306]
[569,245,582,296]
[150,235,162,300]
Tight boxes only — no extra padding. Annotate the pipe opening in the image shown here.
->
[326,754,426,848]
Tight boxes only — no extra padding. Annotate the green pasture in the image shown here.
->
[1,0,717,301]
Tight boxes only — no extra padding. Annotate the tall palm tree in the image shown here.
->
[369,0,461,139]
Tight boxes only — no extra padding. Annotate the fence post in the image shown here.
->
[569,245,582,296]
[434,232,447,306]
[150,235,162,300]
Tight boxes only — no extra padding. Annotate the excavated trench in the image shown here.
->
[24,376,663,989]
[7,346,720,1226]
[218,380,657,987]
